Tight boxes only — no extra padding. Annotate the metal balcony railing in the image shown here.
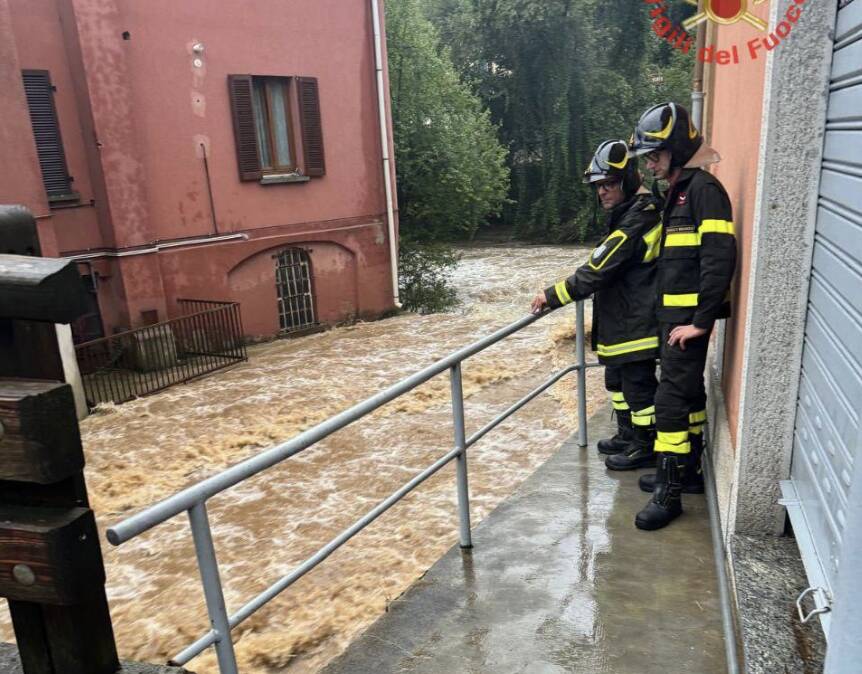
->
[75,299,247,407]
[106,301,597,672]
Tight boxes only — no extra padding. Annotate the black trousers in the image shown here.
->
[654,323,711,453]
[604,359,658,413]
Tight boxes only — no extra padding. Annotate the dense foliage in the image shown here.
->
[421,0,694,242]
[386,0,694,312]
[386,0,510,243]
[398,240,462,314]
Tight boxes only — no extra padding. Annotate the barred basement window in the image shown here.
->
[275,247,316,333]
[228,74,325,182]
[21,70,78,203]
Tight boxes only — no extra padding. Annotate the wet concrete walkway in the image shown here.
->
[323,413,726,674]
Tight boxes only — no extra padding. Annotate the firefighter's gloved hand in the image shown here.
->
[530,293,547,315]
[667,324,708,351]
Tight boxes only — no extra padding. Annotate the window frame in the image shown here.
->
[252,76,298,175]
[228,74,325,183]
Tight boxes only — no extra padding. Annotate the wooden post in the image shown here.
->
[0,253,120,673]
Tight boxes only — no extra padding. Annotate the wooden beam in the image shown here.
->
[0,255,88,324]
[0,380,84,483]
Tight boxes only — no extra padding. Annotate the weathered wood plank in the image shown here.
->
[0,255,88,324]
[0,380,83,483]
[0,506,103,605]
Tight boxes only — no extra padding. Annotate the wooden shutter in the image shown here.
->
[21,70,74,199]
[297,77,326,177]
[228,75,262,181]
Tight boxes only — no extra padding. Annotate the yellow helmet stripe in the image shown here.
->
[644,111,674,140]
[606,153,628,169]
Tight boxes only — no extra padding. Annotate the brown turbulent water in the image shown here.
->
[0,245,610,673]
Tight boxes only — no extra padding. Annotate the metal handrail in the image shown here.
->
[107,301,593,672]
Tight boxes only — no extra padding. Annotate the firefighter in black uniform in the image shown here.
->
[629,102,737,530]
[531,140,662,469]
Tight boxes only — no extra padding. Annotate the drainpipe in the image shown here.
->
[691,1,707,131]
[693,9,741,671]
[370,0,401,308]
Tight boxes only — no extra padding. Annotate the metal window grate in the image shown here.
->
[275,248,316,332]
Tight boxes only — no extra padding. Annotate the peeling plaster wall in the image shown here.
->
[0,0,397,334]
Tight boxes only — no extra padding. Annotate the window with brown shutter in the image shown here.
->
[228,74,325,183]
[297,77,325,177]
[21,70,78,203]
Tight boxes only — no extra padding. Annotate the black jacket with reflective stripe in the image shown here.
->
[544,192,662,365]
[656,168,737,329]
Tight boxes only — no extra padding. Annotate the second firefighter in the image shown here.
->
[531,140,662,469]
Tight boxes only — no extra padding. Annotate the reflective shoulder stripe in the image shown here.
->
[699,219,735,236]
[663,292,699,307]
[596,335,659,357]
[642,223,662,262]
[588,230,628,271]
[554,280,573,305]
[665,231,700,247]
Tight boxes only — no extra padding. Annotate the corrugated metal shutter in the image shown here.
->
[783,0,862,639]
[21,70,75,200]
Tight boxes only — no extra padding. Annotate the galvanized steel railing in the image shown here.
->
[106,301,596,672]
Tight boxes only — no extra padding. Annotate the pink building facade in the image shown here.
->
[0,0,398,340]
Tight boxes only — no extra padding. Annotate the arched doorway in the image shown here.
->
[275,247,316,332]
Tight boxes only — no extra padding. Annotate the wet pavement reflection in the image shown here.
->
[323,414,726,674]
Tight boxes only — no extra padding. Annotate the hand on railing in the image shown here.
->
[530,293,548,315]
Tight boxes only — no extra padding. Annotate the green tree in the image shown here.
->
[422,0,694,243]
[387,0,510,243]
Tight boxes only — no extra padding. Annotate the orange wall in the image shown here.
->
[705,4,770,447]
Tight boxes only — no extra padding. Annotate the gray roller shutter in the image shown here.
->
[781,0,862,645]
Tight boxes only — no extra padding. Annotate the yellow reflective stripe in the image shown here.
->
[699,219,735,236]
[689,424,705,435]
[597,335,659,357]
[607,153,628,169]
[554,281,573,305]
[665,231,700,247]
[642,223,662,262]
[631,406,656,427]
[610,391,629,410]
[689,410,707,424]
[663,293,699,307]
[655,430,691,454]
[588,230,628,271]
[645,114,674,140]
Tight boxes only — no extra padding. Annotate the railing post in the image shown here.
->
[187,502,239,674]
[449,363,473,549]
[576,300,588,448]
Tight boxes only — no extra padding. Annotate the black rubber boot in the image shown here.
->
[635,453,683,530]
[638,432,706,494]
[605,425,655,471]
[597,410,634,455]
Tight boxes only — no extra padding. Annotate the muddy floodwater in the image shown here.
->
[0,245,610,673]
